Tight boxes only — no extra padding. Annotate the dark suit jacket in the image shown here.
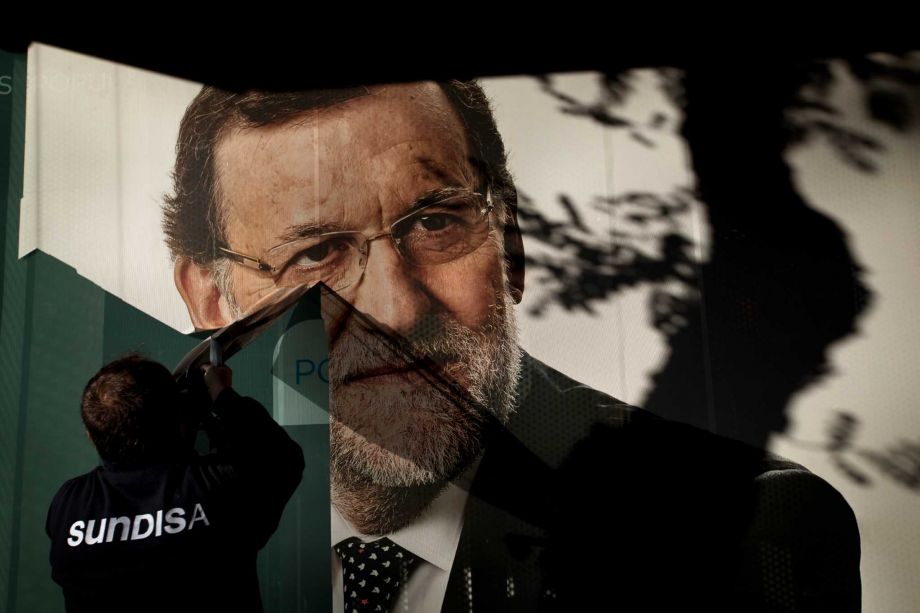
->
[441,352,861,612]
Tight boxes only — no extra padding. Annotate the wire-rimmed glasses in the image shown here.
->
[217,187,495,293]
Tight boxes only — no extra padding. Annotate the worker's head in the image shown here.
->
[81,354,182,464]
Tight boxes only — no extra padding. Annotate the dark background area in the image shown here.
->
[1,25,916,92]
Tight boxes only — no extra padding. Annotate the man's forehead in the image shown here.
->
[214,83,470,178]
[213,82,475,235]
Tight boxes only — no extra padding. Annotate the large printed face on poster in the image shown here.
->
[18,43,920,611]
[164,83,525,503]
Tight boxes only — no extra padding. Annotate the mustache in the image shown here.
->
[328,314,467,387]
[325,310,498,415]
[316,285,515,426]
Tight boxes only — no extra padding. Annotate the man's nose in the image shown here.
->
[347,237,433,337]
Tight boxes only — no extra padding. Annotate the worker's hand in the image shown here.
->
[201,363,233,402]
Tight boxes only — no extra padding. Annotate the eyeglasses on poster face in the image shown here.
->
[218,186,495,293]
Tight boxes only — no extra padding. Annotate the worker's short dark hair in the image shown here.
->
[81,354,181,464]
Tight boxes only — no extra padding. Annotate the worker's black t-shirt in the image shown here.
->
[46,388,305,613]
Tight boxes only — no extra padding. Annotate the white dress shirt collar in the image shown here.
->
[330,458,478,571]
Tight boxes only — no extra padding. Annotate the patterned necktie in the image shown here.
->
[335,536,418,612]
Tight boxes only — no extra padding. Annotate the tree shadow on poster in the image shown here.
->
[521,55,920,491]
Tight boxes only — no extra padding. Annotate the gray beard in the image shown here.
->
[328,288,522,493]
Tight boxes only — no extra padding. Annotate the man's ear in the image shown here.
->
[503,201,525,304]
[174,257,234,331]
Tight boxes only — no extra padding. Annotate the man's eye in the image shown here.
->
[294,238,350,265]
[417,213,456,232]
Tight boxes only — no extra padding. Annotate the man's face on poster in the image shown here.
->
[174,83,523,491]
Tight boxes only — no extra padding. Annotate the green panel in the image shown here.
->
[100,290,201,369]
[0,49,28,613]
[239,288,332,612]
[13,253,106,613]
[0,50,22,320]
[262,424,331,613]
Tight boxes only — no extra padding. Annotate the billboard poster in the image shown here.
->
[2,43,919,611]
